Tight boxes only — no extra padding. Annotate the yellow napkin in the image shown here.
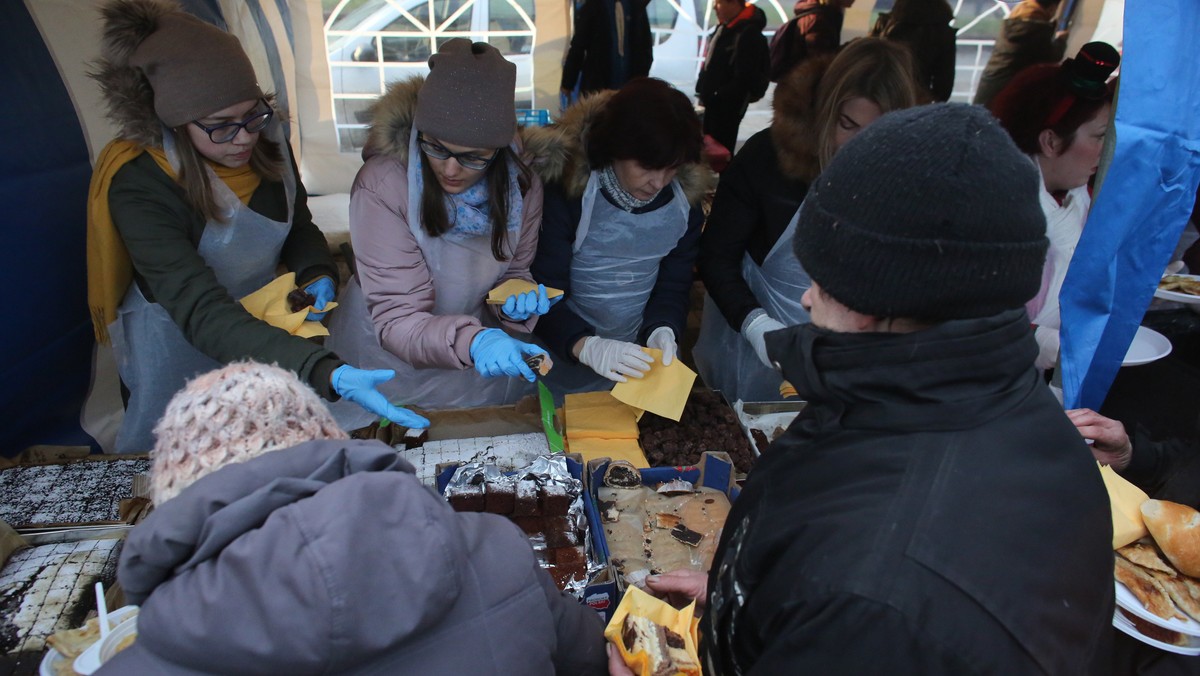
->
[611,349,696,422]
[567,437,648,467]
[564,391,640,440]
[604,586,701,676]
[1100,463,1149,549]
[486,278,564,304]
[239,272,337,339]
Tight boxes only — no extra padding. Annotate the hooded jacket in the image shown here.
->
[696,4,770,106]
[522,91,713,360]
[99,439,606,675]
[92,0,342,398]
[972,0,1067,107]
[701,311,1115,674]
[697,56,828,331]
[348,77,544,369]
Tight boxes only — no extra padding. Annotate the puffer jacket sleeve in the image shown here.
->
[535,566,607,675]
[485,169,544,334]
[350,156,484,369]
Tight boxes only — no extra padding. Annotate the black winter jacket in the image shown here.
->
[696,6,769,106]
[973,16,1067,107]
[697,128,808,331]
[701,310,1115,674]
[560,0,653,94]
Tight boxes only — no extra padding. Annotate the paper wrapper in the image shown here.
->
[604,586,701,676]
[486,279,564,304]
[564,391,640,440]
[239,272,337,338]
[1100,463,1149,549]
[566,437,648,467]
[611,349,697,422]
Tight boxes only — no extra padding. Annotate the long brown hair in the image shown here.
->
[419,147,532,261]
[169,118,285,223]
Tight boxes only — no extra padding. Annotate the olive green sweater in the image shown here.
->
[108,151,342,399]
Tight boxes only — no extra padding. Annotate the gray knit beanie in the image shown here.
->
[129,11,262,127]
[794,103,1049,321]
[150,362,347,504]
[414,38,517,149]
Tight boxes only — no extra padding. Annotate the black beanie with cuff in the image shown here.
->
[794,103,1049,322]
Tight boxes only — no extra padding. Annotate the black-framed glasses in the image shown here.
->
[192,99,274,143]
[418,135,498,171]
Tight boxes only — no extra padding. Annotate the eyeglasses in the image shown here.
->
[192,99,274,143]
[418,136,498,171]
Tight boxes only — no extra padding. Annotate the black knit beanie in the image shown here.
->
[794,103,1048,321]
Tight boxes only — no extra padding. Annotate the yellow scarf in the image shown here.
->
[86,139,262,343]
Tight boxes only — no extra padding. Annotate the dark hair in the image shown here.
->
[171,122,284,223]
[989,45,1118,156]
[420,147,533,261]
[585,77,702,170]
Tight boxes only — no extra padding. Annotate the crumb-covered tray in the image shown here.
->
[0,458,150,530]
[402,432,550,486]
[1,532,125,655]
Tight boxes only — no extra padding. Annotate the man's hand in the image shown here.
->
[1066,408,1132,470]
[607,643,635,676]
[644,569,709,611]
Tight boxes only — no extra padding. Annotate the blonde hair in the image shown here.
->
[812,38,924,170]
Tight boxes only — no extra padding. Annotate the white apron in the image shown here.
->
[541,172,690,395]
[110,122,294,453]
[694,206,810,402]
[325,134,532,429]
[1030,161,1090,370]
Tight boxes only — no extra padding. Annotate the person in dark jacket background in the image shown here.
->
[101,361,607,675]
[973,0,1068,107]
[875,0,957,101]
[696,0,770,153]
[560,0,653,99]
[694,37,921,403]
[612,104,1115,675]
[525,78,711,396]
[791,0,853,57]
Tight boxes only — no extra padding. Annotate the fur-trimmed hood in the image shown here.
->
[769,53,835,182]
[90,0,179,147]
[521,91,713,205]
[362,76,423,163]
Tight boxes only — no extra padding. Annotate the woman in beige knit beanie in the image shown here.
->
[90,0,428,454]
[151,361,347,503]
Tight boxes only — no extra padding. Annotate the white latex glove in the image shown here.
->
[646,326,677,366]
[742,309,786,368]
[578,336,654,382]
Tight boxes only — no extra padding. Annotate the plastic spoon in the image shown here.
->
[96,583,110,639]
[73,583,110,675]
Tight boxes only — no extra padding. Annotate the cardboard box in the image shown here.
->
[585,452,739,595]
[435,453,620,622]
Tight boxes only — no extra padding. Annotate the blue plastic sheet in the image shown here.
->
[1059,0,1200,409]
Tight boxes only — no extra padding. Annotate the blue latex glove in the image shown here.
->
[501,284,560,321]
[332,365,429,429]
[469,328,546,382]
[304,277,336,321]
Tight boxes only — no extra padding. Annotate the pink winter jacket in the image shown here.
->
[350,78,543,370]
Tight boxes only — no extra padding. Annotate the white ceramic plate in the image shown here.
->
[1122,326,1172,366]
[1114,580,1200,637]
[1114,607,1200,656]
[1155,274,1200,305]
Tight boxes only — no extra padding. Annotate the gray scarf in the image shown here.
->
[599,164,656,212]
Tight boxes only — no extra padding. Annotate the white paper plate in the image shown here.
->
[1122,326,1172,366]
[1155,274,1200,305]
[1114,608,1200,655]
[38,606,138,676]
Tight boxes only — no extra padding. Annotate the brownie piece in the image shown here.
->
[543,517,579,548]
[484,482,516,515]
[402,427,428,449]
[513,479,541,516]
[549,545,586,568]
[541,483,573,516]
[445,483,485,512]
[511,516,545,536]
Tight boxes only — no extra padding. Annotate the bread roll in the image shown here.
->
[1141,500,1200,578]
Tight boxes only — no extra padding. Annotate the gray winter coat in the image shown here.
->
[99,439,607,675]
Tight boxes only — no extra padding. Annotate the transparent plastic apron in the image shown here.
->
[109,122,294,453]
[325,133,531,429]
[694,205,810,402]
[541,172,689,395]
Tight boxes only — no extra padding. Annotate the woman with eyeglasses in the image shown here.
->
[325,39,549,419]
[88,1,427,452]
[989,41,1120,371]
[522,77,710,395]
